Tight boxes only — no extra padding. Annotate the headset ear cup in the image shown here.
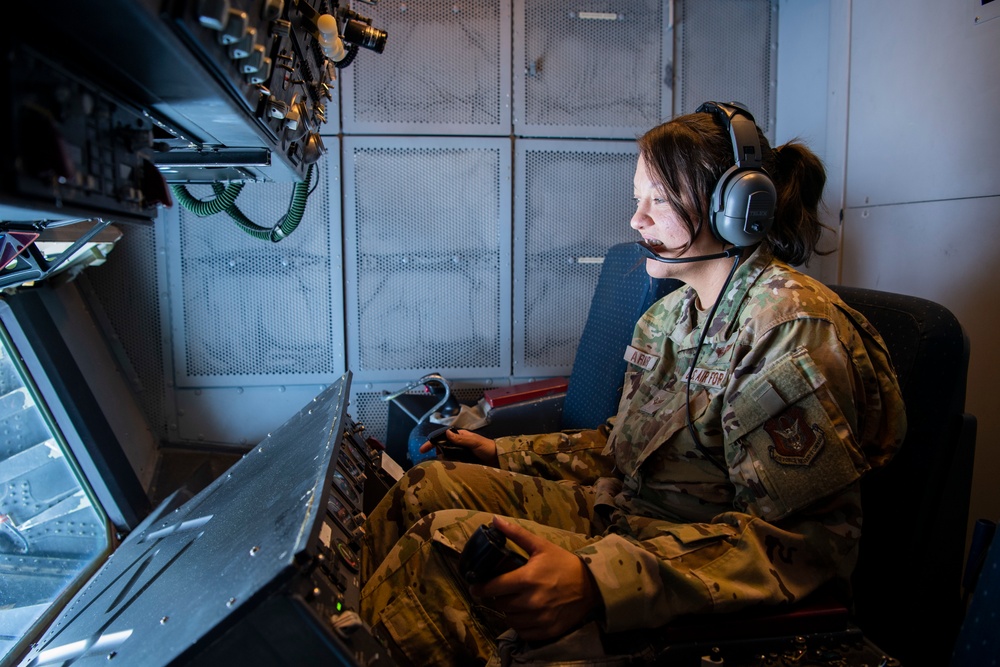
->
[699,100,776,248]
[711,167,776,247]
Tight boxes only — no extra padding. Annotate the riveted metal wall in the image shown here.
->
[674,0,778,137]
[164,153,344,387]
[514,139,640,377]
[514,0,671,138]
[343,136,512,382]
[76,0,779,450]
[340,0,511,135]
[81,224,169,440]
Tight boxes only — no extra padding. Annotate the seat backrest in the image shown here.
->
[829,285,977,667]
[560,242,681,429]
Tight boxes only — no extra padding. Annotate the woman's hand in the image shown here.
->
[470,516,600,642]
[419,428,499,466]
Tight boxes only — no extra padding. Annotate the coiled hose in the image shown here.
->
[171,164,315,242]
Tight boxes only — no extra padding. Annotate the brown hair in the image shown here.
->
[636,111,830,266]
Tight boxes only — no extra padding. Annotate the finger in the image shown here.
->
[445,428,471,444]
[449,428,486,445]
[472,565,528,599]
[492,516,547,556]
[418,440,433,454]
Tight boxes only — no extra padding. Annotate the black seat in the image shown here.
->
[829,285,977,667]
[615,284,977,666]
[479,253,977,666]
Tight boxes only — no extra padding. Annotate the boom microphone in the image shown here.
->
[634,241,743,263]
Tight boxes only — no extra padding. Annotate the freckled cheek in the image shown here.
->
[652,215,683,239]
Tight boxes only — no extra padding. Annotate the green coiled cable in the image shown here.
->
[170,164,314,243]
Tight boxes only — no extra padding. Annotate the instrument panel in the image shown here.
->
[1,0,387,227]
[11,374,398,667]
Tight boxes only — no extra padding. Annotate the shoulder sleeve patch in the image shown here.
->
[725,347,866,520]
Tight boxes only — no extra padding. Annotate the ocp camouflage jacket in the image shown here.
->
[494,246,906,633]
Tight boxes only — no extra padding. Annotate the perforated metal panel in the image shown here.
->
[82,224,168,439]
[343,136,512,381]
[165,152,344,386]
[340,0,511,135]
[674,0,778,137]
[349,386,393,445]
[514,139,639,376]
[514,0,671,138]
[72,1,788,451]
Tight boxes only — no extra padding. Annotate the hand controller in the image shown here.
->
[427,426,480,464]
[459,523,527,584]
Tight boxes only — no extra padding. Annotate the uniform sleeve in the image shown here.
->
[577,486,863,631]
[575,317,906,632]
[494,423,617,485]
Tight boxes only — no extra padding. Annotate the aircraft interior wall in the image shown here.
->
[3,0,998,664]
[71,0,781,461]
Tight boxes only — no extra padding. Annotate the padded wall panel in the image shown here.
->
[674,0,778,137]
[343,136,512,381]
[514,139,640,376]
[514,0,671,138]
[845,1,1000,207]
[174,384,332,446]
[165,151,344,387]
[340,0,511,135]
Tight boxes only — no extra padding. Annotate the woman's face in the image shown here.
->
[630,157,713,278]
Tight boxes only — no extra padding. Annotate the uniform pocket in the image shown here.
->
[379,586,455,666]
[727,347,865,520]
[626,517,736,559]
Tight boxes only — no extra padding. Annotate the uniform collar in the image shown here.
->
[669,245,774,349]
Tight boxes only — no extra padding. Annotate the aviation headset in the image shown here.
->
[695,101,777,248]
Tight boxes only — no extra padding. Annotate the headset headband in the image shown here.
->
[695,101,764,171]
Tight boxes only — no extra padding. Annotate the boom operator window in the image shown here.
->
[0,320,111,664]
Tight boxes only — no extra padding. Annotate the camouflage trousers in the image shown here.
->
[359,460,609,667]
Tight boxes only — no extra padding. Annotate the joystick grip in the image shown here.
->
[427,426,480,464]
[459,523,527,584]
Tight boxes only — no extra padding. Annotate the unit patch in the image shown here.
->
[763,406,825,465]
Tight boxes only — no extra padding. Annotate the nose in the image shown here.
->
[630,203,647,231]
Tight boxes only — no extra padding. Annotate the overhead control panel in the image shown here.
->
[0,43,169,226]
[1,0,386,226]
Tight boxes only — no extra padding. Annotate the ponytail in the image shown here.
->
[763,141,831,266]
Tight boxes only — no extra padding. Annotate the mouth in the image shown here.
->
[637,238,665,253]
[635,238,670,262]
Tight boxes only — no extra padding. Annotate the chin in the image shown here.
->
[644,257,679,280]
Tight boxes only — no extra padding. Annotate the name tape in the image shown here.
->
[624,345,659,371]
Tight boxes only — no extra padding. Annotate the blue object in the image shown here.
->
[408,422,447,466]
[385,373,459,467]
[951,521,1000,666]
[560,242,680,429]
